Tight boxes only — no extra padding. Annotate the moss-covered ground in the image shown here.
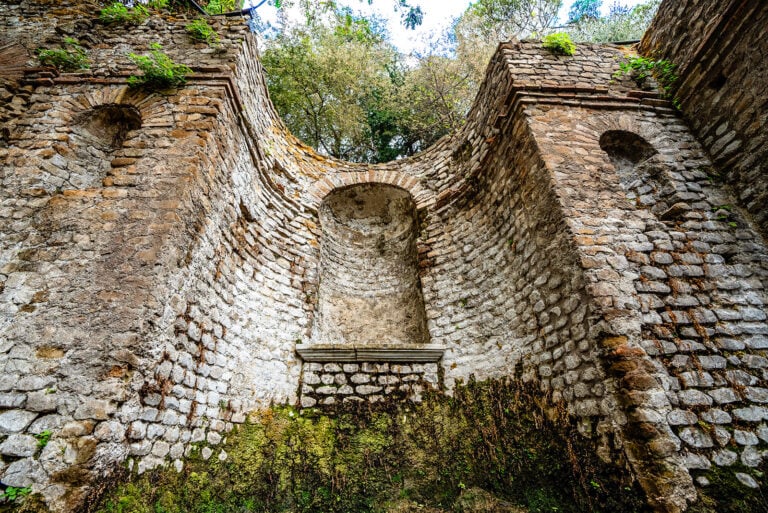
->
[90,379,649,513]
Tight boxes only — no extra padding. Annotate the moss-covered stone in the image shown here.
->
[89,379,649,513]
[688,464,768,513]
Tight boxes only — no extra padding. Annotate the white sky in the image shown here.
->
[251,0,646,53]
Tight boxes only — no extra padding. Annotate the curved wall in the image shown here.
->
[1,2,767,512]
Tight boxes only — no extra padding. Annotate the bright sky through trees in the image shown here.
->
[251,0,646,53]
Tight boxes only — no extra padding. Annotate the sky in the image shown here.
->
[251,0,646,53]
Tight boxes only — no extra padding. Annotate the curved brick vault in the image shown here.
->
[1,1,767,512]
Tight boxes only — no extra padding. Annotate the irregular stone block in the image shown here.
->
[0,409,38,434]
[0,434,38,457]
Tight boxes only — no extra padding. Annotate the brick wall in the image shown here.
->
[640,0,768,236]
[1,2,767,512]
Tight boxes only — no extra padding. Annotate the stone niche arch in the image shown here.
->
[599,130,680,217]
[599,130,658,184]
[61,103,143,190]
[73,103,142,150]
[309,183,430,350]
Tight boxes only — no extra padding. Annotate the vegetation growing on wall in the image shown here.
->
[185,18,220,46]
[542,33,576,56]
[37,38,90,71]
[99,2,150,25]
[89,379,648,513]
[127,43,192,90]
[613,54,678,104]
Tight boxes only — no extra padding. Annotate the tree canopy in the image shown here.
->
[257,0,660,162]
[564,0,660,42]
[260,3,468,162]
[567,0,601,23]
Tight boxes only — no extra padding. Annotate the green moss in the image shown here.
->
[688,464,768,513]
[93,379,650,513]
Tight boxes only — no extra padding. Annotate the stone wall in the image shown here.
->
[1,1,767,512]
[640,0,768,236]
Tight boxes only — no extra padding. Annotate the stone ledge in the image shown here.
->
[296,345,445,363]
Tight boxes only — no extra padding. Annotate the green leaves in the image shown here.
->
[0,486,32,502]
[38,37,90,71]
[614,55,678,95]
[542,32,576,56]
[203,0,239,15]
[186,18,220,46]
[35,429,53,449]
[99,2,149,25]
[127,43,192,91]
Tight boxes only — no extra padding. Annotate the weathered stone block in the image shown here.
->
[0,410,38,434]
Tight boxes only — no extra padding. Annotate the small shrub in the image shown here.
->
[204,0,239,15]
[38,37,90,71]
[35,430,53,449]
[147,0,169,8]
[0,486,32,502]
[614,55,678,96]
[127,43,192,90]
[99,2,149,25]
[186,18,220,45]
[542,32,576,56]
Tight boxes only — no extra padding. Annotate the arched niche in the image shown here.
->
[599,130,658,181]
[600,129,687,220]
[310,183,430,348]
[63,104,142,190]
[73,103,142,150]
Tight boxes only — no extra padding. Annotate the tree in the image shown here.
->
[565,0,660,42]
[262,10,395,161]
[567,0,602,23]
[259,2,475,162]
[455,0,563,43]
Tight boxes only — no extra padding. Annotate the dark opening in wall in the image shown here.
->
[74,103,142,150]
[599,130,683,219]
[312,183,429,347]
[600,130,660,188]
[708,71,727,90]
[599,130,657,175]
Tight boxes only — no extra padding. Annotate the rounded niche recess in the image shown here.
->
[310,183,430,350]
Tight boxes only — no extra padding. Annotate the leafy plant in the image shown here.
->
[127,43,192,90]
[37,37,90,71]
[542,32,576,56]
[614,55,678,96]
[99,2,149,25]
[147,0,169,8]
[204,0,239,14]
[35,430,53,449]
[185,18,220,46]
[0,486,32,502]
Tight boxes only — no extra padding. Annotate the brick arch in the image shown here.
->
[64,85,173,128]
[587,111,687,163]
[306,170,434,212]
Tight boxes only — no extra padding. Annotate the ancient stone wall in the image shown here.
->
[1,1,767,512]
[640,0,768,236]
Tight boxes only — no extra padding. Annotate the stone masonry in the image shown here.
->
[0,1,766,512]
[640,0,768,237]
